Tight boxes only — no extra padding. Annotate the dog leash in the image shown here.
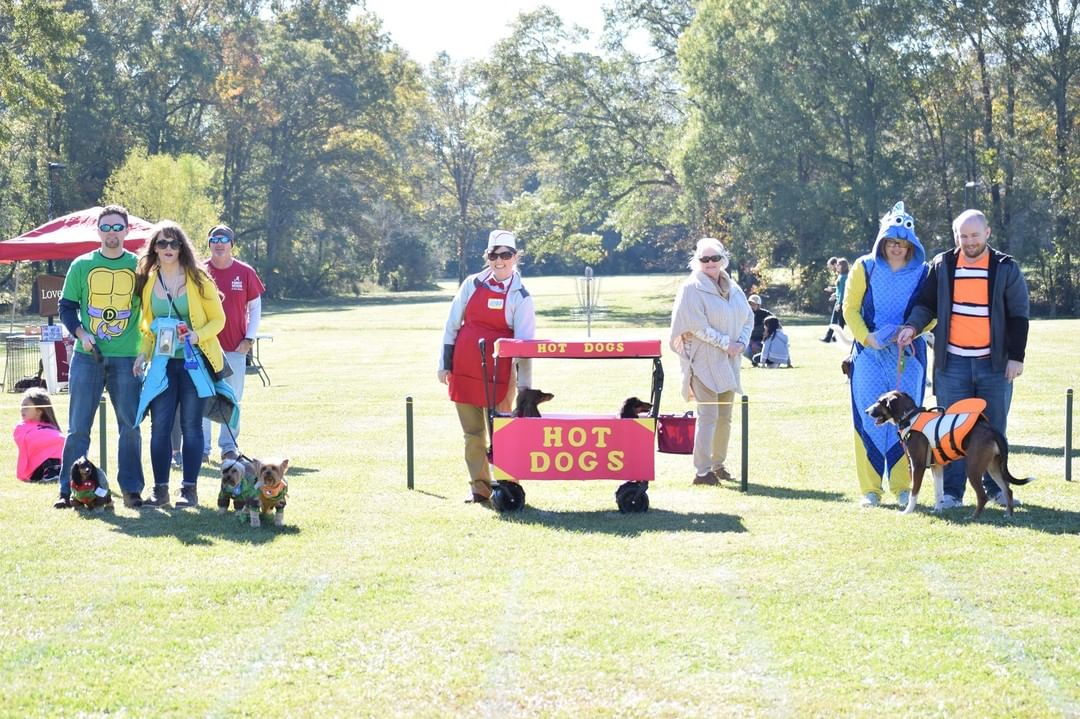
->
[894,346,907,391]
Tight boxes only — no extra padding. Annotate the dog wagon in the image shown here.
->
[482,338,664,513]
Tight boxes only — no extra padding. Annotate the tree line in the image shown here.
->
[1,0,1077,314]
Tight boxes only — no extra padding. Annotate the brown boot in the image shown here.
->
[143,484,170,508]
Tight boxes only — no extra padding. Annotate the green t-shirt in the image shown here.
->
[60,250,142,357]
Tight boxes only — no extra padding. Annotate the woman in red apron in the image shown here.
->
[438,230,536,503]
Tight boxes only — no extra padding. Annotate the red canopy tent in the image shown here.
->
[0,206,154,262]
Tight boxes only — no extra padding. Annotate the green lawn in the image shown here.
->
[1,274,1078,718]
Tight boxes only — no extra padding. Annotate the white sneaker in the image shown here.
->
[992,493,1022,507]
[936,494,963,510]
[860,493,881,508]
[897,490,911,509]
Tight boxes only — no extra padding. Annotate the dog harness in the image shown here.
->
[900,398,987,466]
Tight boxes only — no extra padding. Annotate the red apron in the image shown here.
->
[448,282,513,407]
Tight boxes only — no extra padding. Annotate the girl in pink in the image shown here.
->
[13,388,64,482]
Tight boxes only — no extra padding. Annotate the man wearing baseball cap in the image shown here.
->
[203,224,265,463]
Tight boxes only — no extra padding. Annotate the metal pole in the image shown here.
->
[406,396,414,489]
[584,266,593,338]
[98,396,108,476]
[1067,388,1073,482]
[740,394,748,492]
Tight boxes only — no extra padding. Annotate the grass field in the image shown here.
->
[1,274,1078,718]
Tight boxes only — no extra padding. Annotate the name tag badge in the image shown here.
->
[488,298,505,310]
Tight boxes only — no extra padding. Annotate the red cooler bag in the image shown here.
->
[657,411,695,454]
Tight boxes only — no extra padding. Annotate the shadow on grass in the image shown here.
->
[92,507,300,545]
[497,507,746,536]
[741,484,848,503]
[925,503,1080,535]
[1011,444,1080,459]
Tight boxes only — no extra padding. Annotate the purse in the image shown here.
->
[656,411,696,454]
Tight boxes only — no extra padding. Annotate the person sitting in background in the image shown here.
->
[744,294,774,365]
[754,316,792,368]
[14,387,64,482]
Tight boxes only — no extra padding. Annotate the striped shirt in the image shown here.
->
[947,253,990,357]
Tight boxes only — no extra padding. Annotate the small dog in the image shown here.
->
[620,396,653,418]
[69,456,113,511]
[514,388,554,418]
[252,458,290,527]
[867,390,1034,518]
[218,457,259,523]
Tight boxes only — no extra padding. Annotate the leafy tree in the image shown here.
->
[102,149,222,240]
[484,8,684,269]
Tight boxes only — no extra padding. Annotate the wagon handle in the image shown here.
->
[479,338,495,450]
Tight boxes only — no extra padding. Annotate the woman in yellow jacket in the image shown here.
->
[133,221,226,509]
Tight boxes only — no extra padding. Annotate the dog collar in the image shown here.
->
[897,405,923,433]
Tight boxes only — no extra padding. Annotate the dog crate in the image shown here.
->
[3,334,42,392]
[483,338,664,513]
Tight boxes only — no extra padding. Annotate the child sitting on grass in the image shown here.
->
[754,316,792,368]
[13,387,64,482]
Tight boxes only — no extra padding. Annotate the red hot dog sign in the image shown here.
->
[491,417,656,482]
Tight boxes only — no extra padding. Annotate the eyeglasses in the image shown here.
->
[208,235,232,244]
[155,239,181,250]
[698,254,724,263]
[487,250,515,261]
[99,223,126,233]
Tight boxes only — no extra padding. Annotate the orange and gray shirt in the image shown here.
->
[947,253,990,357]
[901,398,987,466]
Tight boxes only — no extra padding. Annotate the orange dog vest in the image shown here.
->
[901,398,987,466]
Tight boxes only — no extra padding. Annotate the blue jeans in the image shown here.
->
[61,352,144,497]
[934,354,1013,499]
[202,350,246,456]
[149,358,207,488]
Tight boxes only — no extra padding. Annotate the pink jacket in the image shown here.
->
[13,420,64,481]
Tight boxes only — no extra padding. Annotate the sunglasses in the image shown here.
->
[487,250,515,261]
[698,254,724,263]
[155,239,181,250]
[99,223,126,233]
[208,235,232,244]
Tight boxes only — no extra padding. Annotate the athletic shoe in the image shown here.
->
[222,450,239,462]
[53,495,71,509]
[860,492,880,508]
[992,492,1022,507]
[897,490,911,509]
[713,465,734,481]
[936,494,963,510]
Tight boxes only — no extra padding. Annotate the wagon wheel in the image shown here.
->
[616,481,649,513]
[492,481,526,512]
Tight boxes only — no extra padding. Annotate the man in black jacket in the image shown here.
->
[897,209,1029,508]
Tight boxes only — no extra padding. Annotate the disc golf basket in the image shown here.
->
[575,266,601,337]
[482,338,664,513]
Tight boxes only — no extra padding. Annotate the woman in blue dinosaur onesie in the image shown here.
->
[843,202,932,508]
